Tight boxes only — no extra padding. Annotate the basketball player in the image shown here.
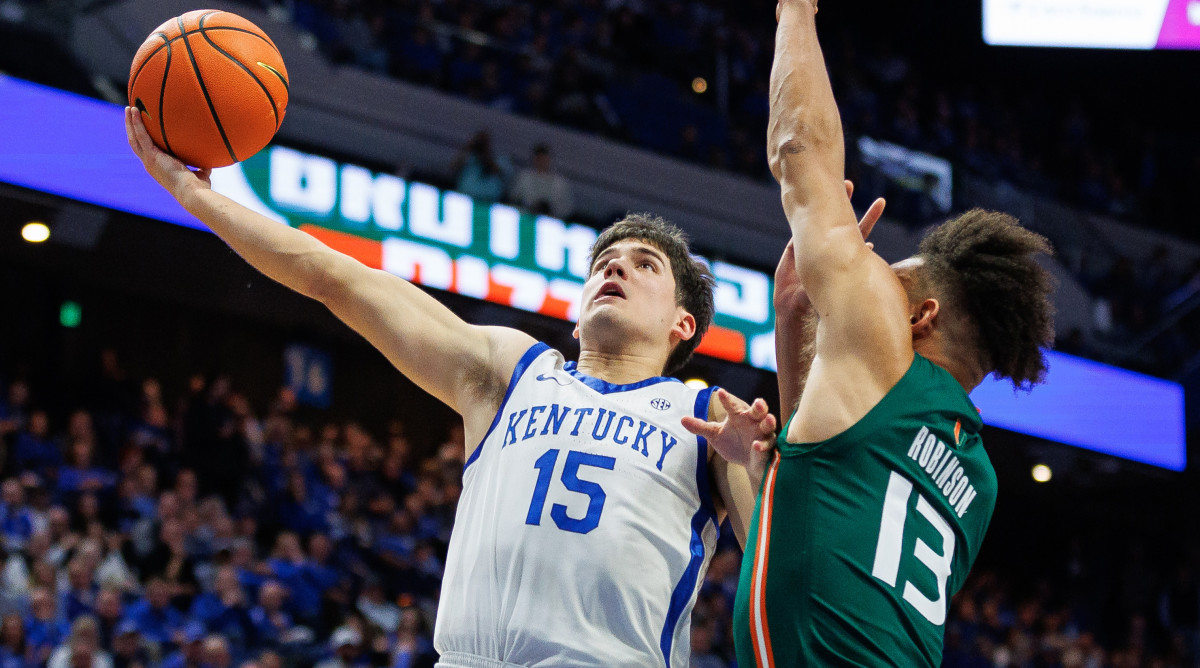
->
[124,108,776,667]
[701,1,1056,665]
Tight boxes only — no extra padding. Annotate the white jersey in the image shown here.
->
[435,343,720,668]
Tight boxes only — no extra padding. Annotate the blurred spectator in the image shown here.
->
[0,613,27,668]
[24,588,68,665]
[451,131,511,203]
[10,411,60,482]
[123,579,182,649]
[312,628,360,668]
[1,479,36,551]
[45,616,111,668]
[157,624,202,668]
[509,144,574,219]
[197,637,228,668]
[108,622,148,668]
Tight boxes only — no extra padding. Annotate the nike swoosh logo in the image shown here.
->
[256,62,289,90]
[535,374,571,386]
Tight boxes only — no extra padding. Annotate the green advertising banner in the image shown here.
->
[210,146,778,370]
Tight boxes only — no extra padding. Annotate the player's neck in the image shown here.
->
[576,350,667,385]
[916,343,984,393]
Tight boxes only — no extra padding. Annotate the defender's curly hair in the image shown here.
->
[918,209,1056,390]
[590,214,716,375]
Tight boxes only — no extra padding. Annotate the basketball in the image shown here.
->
[127,9,288,169]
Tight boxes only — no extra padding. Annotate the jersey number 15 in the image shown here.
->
[525,449,615,534]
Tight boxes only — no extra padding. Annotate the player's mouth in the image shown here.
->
[594,281,626,303]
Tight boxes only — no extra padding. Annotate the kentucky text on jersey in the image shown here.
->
[906,425,978,518]
[501,404,680,471]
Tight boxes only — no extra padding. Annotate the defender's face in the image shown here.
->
[577,238,681,340]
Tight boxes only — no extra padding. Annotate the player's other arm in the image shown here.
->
[125,108,534,418]
[768,2,909,378]
[684,390,775,548]
[775,184,885,416]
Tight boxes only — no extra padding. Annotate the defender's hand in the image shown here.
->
[774,180,885,311]
[681,388,776,469]
[125,106,211,202]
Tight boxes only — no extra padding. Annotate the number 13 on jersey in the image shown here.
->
[871,471,956,625]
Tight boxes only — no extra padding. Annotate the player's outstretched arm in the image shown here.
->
[682,389,776,547]
[774,181,884,416]
[768,2,909,385]
[125,107,534,419]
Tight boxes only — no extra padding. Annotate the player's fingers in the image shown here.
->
[859,197,886,241]
[716,388,749,414]
[680,416,721,440]
[750,398,769,417]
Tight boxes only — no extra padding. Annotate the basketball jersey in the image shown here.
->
[435,343,719,668]
[734,354,997,667]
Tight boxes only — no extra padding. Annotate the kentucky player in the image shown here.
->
[123,115,774,668]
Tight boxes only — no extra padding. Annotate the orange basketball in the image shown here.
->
[128,9,288,169]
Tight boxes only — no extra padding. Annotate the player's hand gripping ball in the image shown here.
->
[128,9,289,169]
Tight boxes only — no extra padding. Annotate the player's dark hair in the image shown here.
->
[918,209,1055,390]
[590,214,716,375]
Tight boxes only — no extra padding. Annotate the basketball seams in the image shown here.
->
[127,32,170,103]
[198,14,281,132]
[157,39,174,157]
[128,26,283,98]
[177,15,239,164]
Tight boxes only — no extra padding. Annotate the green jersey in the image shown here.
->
[734,354,997,667]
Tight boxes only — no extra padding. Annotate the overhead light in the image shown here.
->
[22,221,50,243]
[1031,464,1052,483]
[691,77,708,94]
[684,378,708,389]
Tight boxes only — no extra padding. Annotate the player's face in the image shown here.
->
[576,238,690,349]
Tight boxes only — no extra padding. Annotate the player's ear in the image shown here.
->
[572,323,580,341]
[672,309,697,343]
[911,298,939,340]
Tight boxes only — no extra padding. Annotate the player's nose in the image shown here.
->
[603,257,628,279]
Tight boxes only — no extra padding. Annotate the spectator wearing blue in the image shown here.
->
[123,578,183,649]
[56,438,116,498]
[451,131,512,203]
[188,566,254,654]
[303,535,341,608]
[0,480,36,552]
[60,560,98,623]
[109,621,148,668]
[390,608,435,668]
[159,623,204,668]
[0,614,27,668]
[265,534,319,623]
[247,581,292,648]
[276,474,328,536]
[10,411,60,481]
[24,588,68,666]
[227,541,268,595]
